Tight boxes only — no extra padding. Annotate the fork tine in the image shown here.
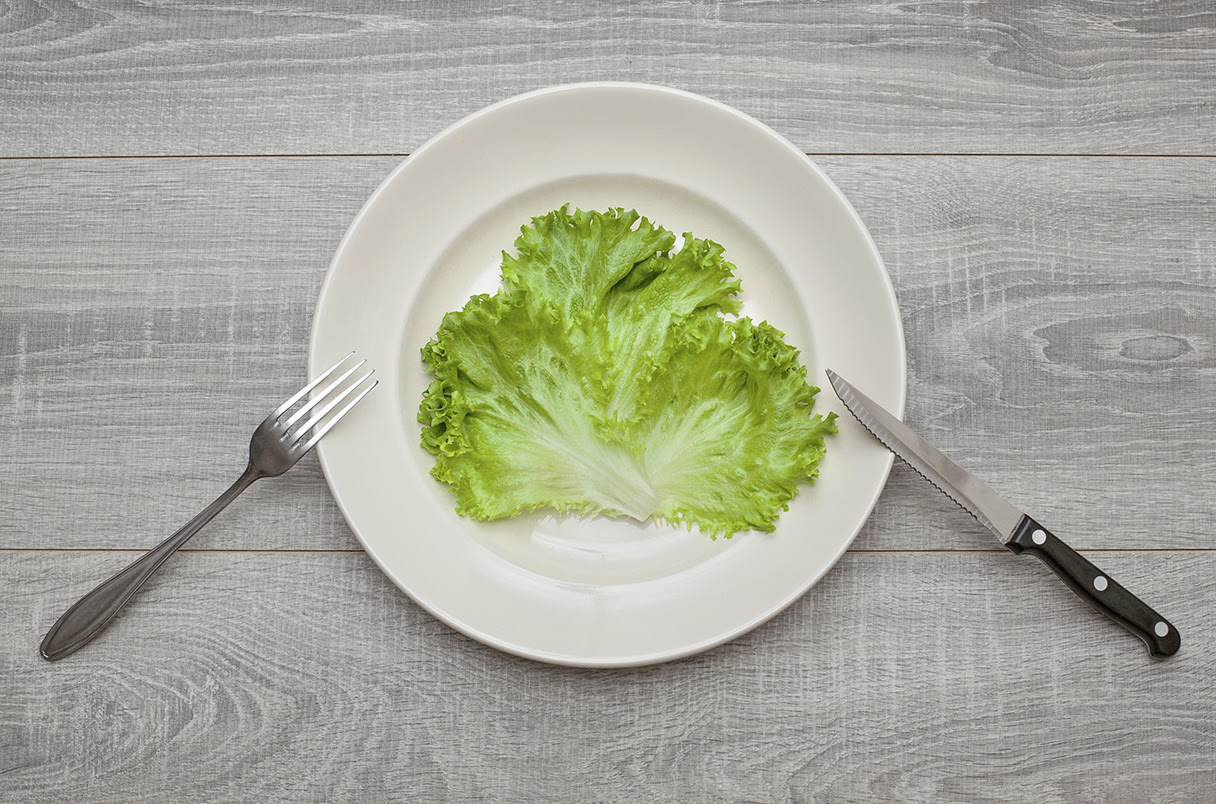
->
[295,377,378,454]
[290,368,376,441]
[271,352,354,420]
[282,358,367,430]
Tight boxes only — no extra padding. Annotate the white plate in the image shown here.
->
[309,83,905,667]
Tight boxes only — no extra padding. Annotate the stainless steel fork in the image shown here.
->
[40,353,377,661]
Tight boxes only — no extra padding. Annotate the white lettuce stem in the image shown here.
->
[580,449,661,522]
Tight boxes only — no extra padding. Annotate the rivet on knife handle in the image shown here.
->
[1006,516,1180,659]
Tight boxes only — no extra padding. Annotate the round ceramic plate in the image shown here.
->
[309,83,905,666]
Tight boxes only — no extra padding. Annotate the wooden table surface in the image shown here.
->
[3,3,1214,801]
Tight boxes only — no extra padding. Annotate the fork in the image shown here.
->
[39,353,377,662]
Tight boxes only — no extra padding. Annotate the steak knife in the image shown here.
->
[826,369,1180,659]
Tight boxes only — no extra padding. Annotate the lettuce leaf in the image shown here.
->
[419,206,836,537]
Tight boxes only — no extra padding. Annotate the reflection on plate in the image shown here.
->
[309,83,905,666]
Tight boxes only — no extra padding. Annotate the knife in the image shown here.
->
[826,369,1180,659]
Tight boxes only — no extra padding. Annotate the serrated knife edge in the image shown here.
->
[826,369,1023,543]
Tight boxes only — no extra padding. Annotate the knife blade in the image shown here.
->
[826,369,1180,659]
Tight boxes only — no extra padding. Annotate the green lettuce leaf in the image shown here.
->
[419,206,836,537]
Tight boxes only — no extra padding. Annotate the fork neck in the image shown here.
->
[235,463,266,488]
[199,465,262,524]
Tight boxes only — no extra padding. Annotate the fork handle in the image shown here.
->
[40,467,260,661]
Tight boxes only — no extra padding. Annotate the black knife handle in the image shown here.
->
[1006,516,1179,659]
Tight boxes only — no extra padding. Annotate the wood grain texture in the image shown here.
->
[1,0,1214,158]
[2,550,1212,803]
[0,156,390,552]
[2,155,1212,552]
[826,155,1216,552]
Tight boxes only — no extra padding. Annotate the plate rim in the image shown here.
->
[309,81,906,666]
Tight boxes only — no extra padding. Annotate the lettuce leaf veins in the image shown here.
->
[419,206,837,537]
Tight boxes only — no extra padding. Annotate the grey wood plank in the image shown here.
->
[824,155,1216,553]
[2,1,1214,157]
[0,157,395,552]
[1,156,1213,551]
[1,550,1211,803]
